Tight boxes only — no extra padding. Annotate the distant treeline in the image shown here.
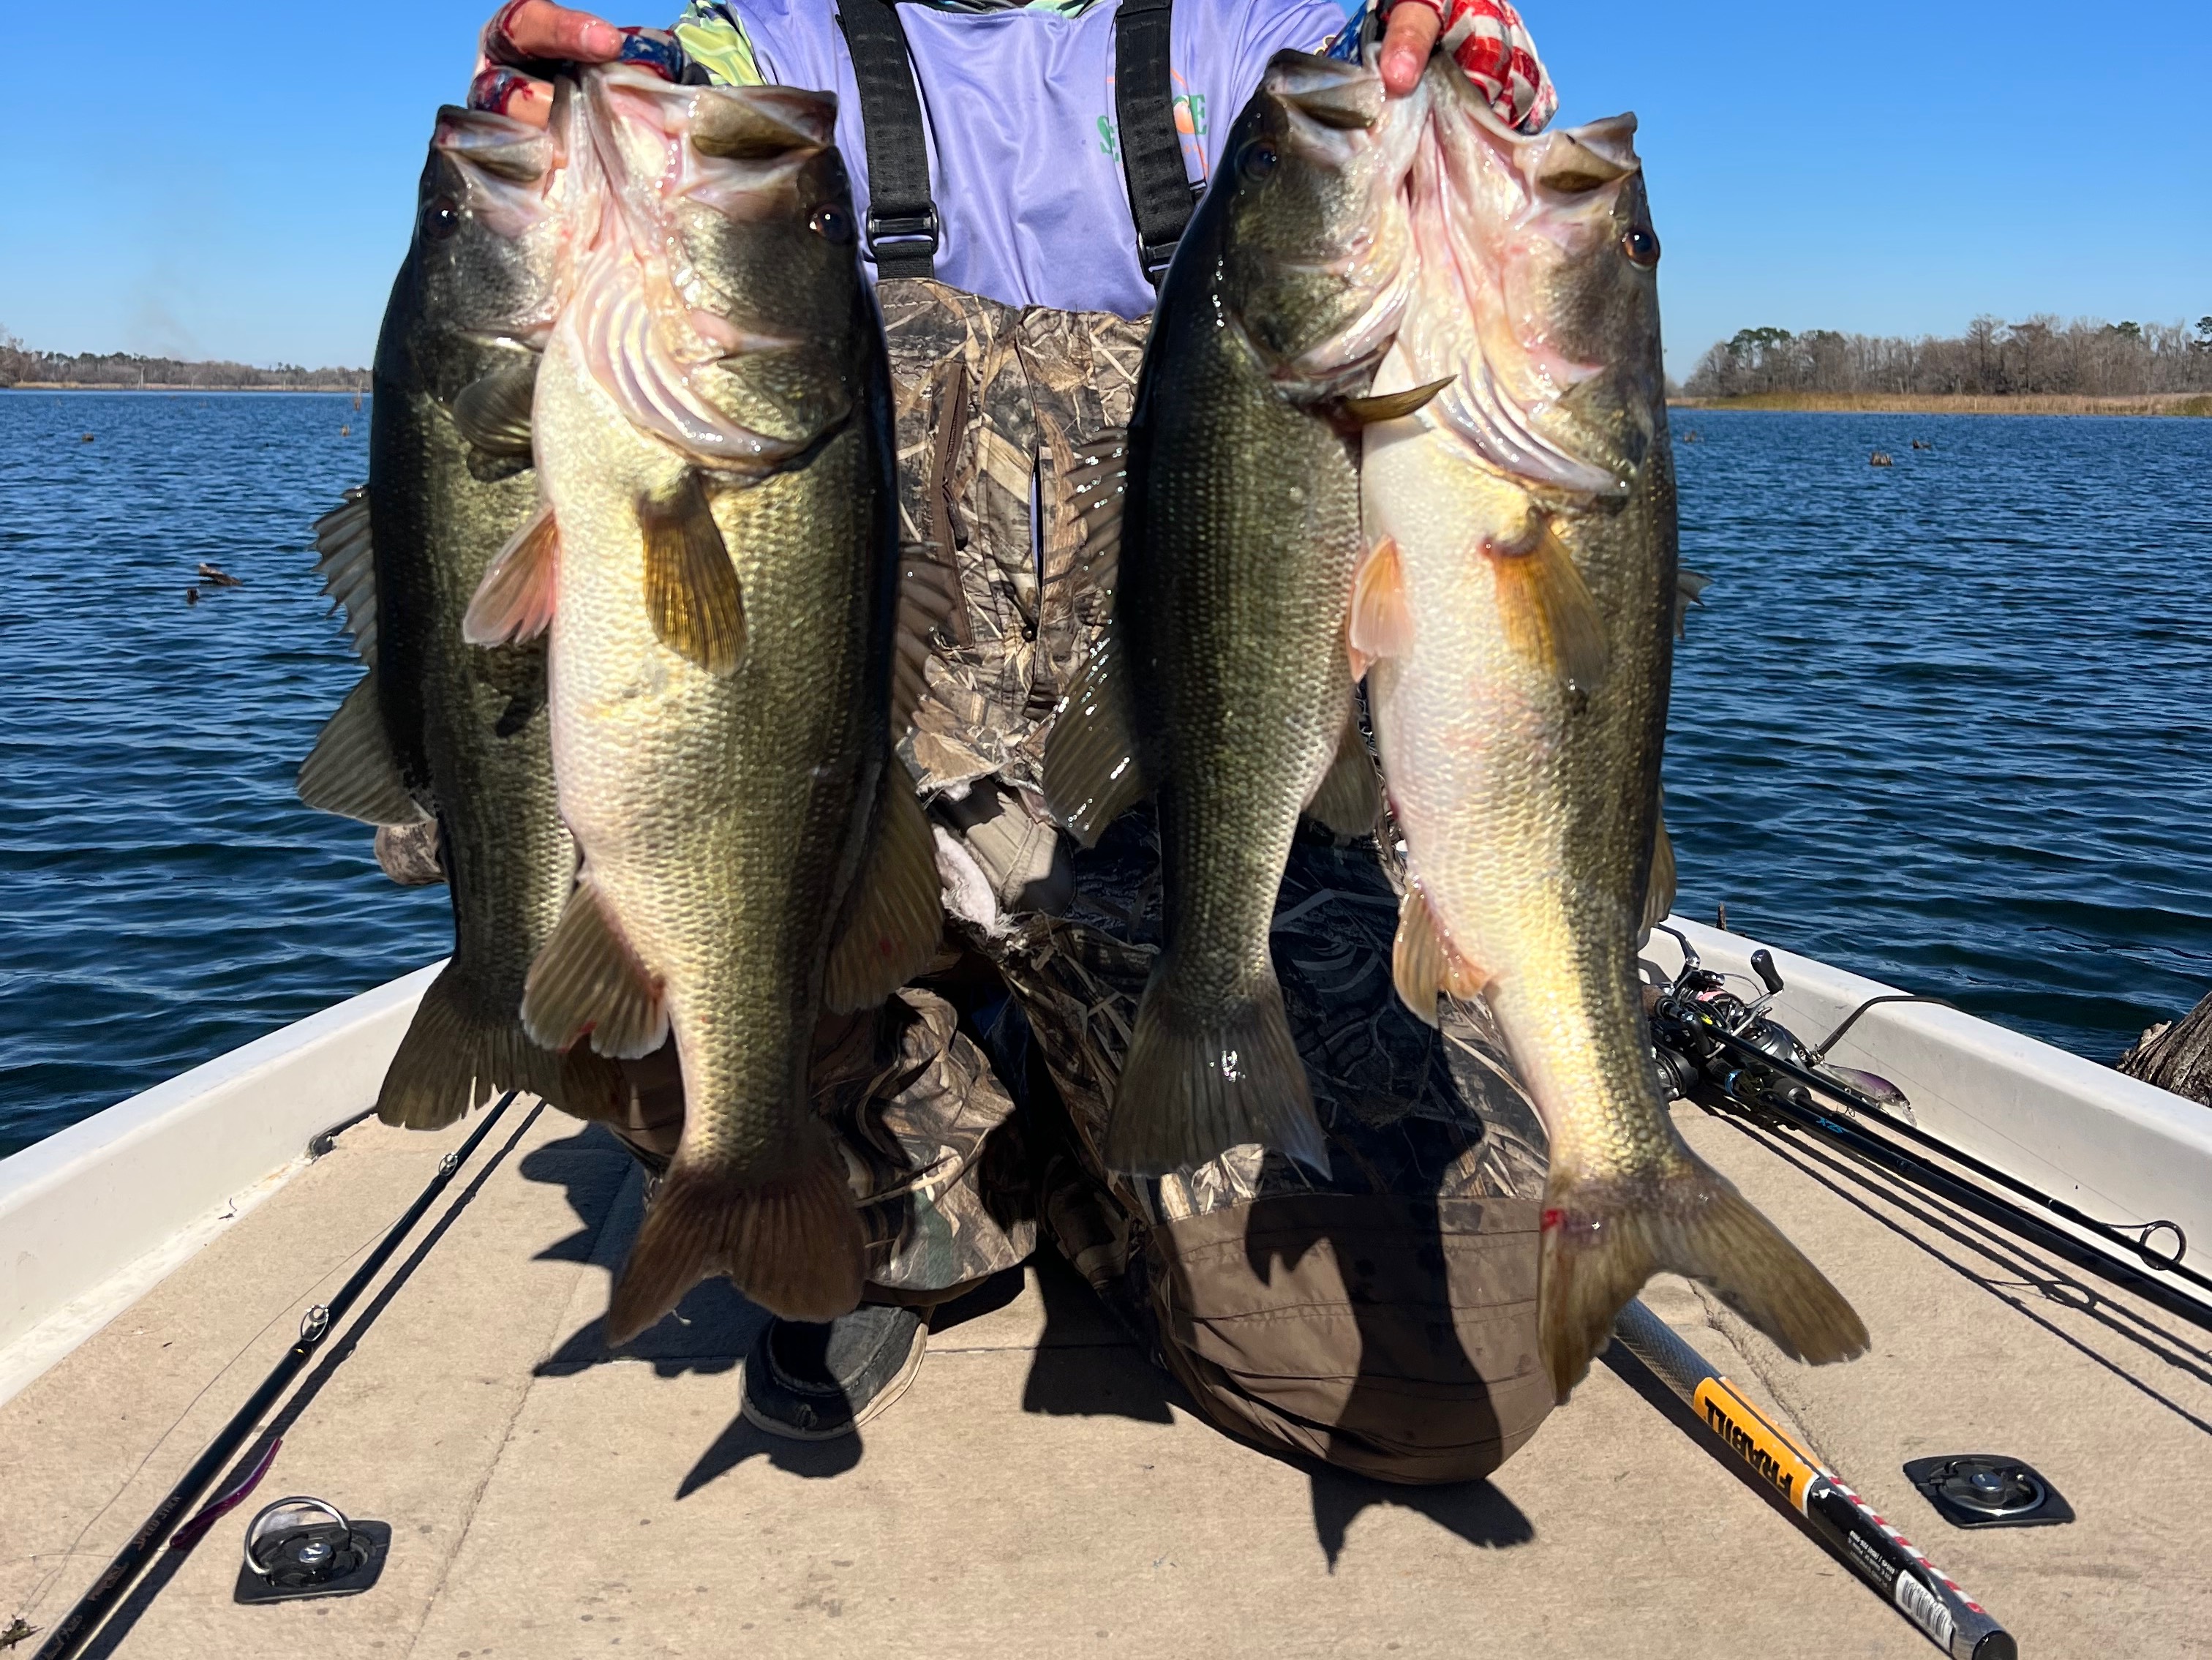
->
[0,330,367,391]
[1685,315,2212,400]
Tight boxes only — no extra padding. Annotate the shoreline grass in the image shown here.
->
[1671,391,2212,417]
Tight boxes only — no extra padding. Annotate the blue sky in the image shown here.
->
[2,0,2203,378]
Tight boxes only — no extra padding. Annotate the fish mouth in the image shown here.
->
[1399,61,1649,497]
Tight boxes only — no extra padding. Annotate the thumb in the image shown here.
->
[1378,1,1441,98]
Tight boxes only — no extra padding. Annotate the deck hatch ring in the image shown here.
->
[233,1496,392,1604]
[1903,1456,2075,1531]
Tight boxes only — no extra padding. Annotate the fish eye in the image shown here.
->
[1620,225,1660,268]
[425,198,462,240]
[1238,140,1278,182]
[810,204,854,244]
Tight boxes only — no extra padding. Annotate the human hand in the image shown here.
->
[1377,0,1557,132]
[470,2,626,126]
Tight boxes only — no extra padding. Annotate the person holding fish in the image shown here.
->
[405,0,1857,1474]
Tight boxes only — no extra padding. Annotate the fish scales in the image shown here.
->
[514,70,931,1339]
[303,93,619,1129]
[1359,60,1866,1400]
[1045,52,1426,1176]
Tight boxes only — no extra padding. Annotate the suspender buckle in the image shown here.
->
[865,206,941,260]
[1138,237,1180,283]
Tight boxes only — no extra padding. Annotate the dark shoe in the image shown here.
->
[741,1304,928,1441]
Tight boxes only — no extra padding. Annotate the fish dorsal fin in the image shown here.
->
[1348,536,1413,679]
[1305,712,1380,838]
[1674,566,1710,639]
[892,544,958,734]
[1640,808,1677,942]
[1486,518,1609,691]
[1041,629,1148,847]
[1391,882,1489,1026]
[297,674,426,825]
[823,762,945,1014]
[641,473,746,675]
[464,501,561,646]
[522,879,671,1059]
[1062,430,1127,592]
[451,357,539,458]
[311,487,377,665]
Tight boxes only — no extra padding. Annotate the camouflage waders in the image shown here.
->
[598,276,1556,1484]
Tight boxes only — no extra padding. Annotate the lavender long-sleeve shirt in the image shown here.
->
[675,0,1362,318]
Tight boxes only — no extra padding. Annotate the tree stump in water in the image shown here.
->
[2116,987,2212,1107]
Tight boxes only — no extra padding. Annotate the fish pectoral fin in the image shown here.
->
[604,1138,865,1343]
[1673,566,1711,639]
[824,764,944,1014]
[463,502,561,646]
[297,674,427,825]
[1107,971,1328,1178]
[1486,520,1609,691]
[522,881,669,1059]
[310,486,377,664]
[1040,628,1148,847]
[1639,808,1677,942]
[892,544,958,734]
[1332,376,1453,428]
[451,356,539,459]
[377,961,566,1130]
[1348,536,1414,675]
[1304,713,1380,839]
[1390,885,1489,1026]
[641,473,746,675]
[1538,1161,1869,1404]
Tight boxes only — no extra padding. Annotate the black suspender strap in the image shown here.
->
[835,0,941,279]
[1112,0,1195,285]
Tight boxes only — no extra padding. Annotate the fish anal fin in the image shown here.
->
[463,502,560,646]
[1333,375,1453,428]
[823,765,944,1013]
[451,356,539,458]
[1349,536,1414,675]
[1674,566,1711,639]
[297,675,426,825]
[1485,520,1609,691]
[1105,972,1328,1177]
[1539,1160,1869,1402]
[522,881,669,1059]
[641,474,746,675]
[1305,713,1379,838]
[605,1139,865,1342]
[1390,884,1488,1026]
[1041,630,1148,847]
[377,962,565,1130]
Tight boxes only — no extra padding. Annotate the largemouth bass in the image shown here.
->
[1358,62,1867,1400]
[298,92,621,1128]
[1042,53,1436,1175]
[470,70,938,1338]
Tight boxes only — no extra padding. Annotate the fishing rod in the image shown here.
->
[32,1091,522,1660]
[1611,1299,2014,1660]
[1645,928,2212,1336]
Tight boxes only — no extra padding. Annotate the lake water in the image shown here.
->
[0,394,2207,1155]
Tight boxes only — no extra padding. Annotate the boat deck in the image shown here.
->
[4,1094,2208,1658]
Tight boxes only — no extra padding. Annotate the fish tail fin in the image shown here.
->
[605,1139,865,1344]
[376,963,565,1130]
[1539,1157,1868,1402]
[1105,970,1328,1177]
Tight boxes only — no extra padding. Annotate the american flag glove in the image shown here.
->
[1388,0,1557,133]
